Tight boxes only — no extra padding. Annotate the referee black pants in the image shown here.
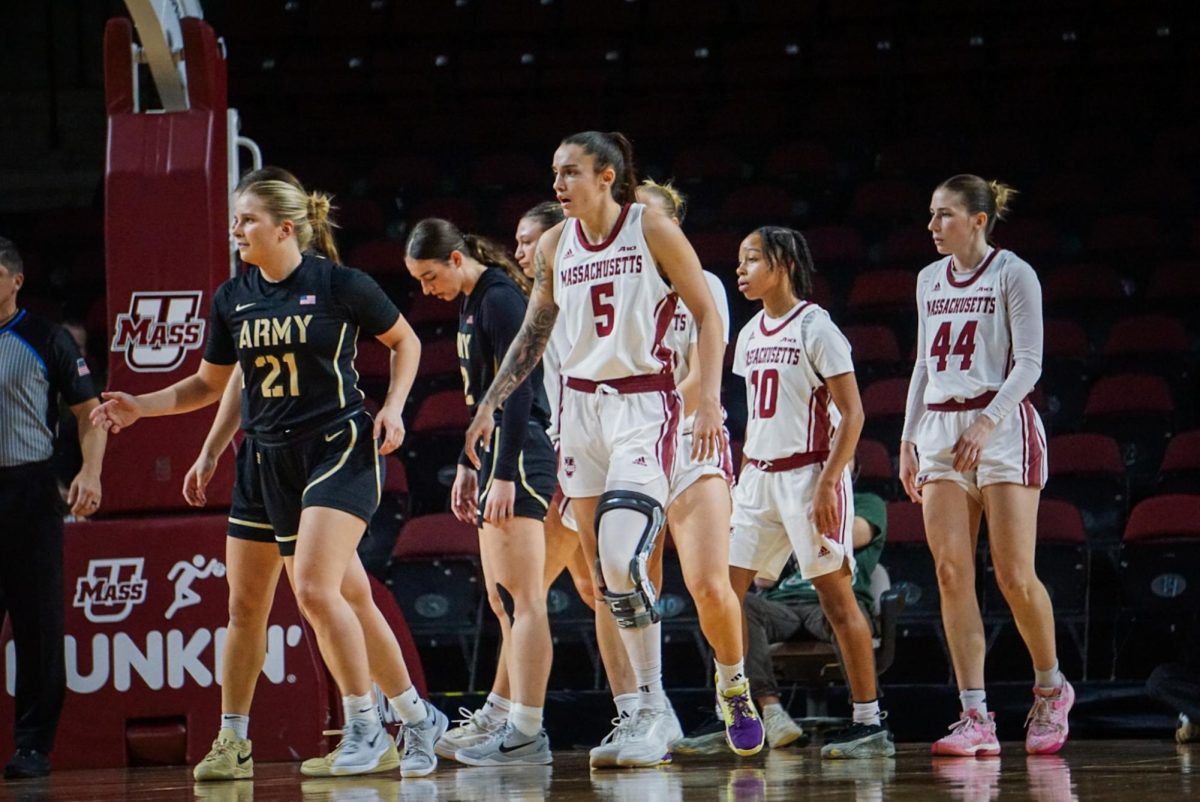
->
[0,461,66,755]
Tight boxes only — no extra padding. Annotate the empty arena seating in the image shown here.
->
[1158,430,1200,494]
[387,513,485,691]
[1115,495,1200,675]
[861,378,911,445]
[1083,373,1176,477]
[1102,315,1191,379]
[883,501,939,619]
[842,324,904,383]
[402,388,470,514]
[1045,433,1127,540]
[855,438,896,500]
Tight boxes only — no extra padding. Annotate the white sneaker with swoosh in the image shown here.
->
[455,722,552,766]
[329,718,391,776]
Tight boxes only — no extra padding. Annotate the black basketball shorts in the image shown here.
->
[477,421,557,527]
[229,410,383,556]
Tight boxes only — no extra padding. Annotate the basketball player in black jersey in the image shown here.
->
[405,219,557,765]
[92,175,449,777]
[176,168,447,781]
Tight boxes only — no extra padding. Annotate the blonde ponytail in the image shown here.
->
[989,180,1018,222]
[307,191,341,264]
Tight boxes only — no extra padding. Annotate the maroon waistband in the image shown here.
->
[747,450,829,473]
[565,374,676,394]
[927,391,997,412]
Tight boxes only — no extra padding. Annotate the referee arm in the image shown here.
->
[66,397,106,516]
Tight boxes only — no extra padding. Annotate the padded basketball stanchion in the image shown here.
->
[101,15,234,514]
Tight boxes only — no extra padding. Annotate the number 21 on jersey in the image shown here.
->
[256,352,300,397]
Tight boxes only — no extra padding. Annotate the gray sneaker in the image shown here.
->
[820,721,896,759]
[329,717,392,776]
[400,701,450,778]
[435,706,505,760]
[455,722,553,767]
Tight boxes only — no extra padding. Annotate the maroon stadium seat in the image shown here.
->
[1159,430,1200,494]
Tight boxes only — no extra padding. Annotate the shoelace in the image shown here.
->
[947,713,983,736]
[319,729,348,760]
[726,693,755,725]
[203,739,235,762]
[1026,696,1061,733]
[600,716,633,745]
[629,708,663,739]
[451,706,490,733]
[401,718,434,761]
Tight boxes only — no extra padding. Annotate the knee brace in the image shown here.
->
[594,489,665,629]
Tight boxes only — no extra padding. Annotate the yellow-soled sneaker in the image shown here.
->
[301,728,400,777]
[193,728,253,781]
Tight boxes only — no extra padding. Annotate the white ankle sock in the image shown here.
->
[343,693,378,727]
[483,692,511,724]
[221,713,249,740]
[388,686,427,725]
[617,622,667,708]
[852,699,881,727]
[715,659,747,692]
[960,689,988,716]
[509,703,543,737]
[613,692,639,721]
[1035,662,1063,692]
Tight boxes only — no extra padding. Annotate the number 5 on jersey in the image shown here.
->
[591,281,615,337]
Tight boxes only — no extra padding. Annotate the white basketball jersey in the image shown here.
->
[664,271,731,385]
[917,249,1039,405]
[553,203,677,382]
[733,301,855,462]
[542,317,571,442]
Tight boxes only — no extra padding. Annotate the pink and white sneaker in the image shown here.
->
[931,710,1001,757]
[1025,680,1074,755]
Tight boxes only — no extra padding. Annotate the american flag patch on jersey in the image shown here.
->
[76,357,90,376]
[300,294,316,305]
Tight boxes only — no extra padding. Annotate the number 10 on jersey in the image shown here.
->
[749,368,779,419]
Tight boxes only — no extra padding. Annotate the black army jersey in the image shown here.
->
[204,254,400,436]
[457,267,551,481]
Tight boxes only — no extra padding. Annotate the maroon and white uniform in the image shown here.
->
[544,316,579,530]
[665,270,734,506]
[728,301,856,581]
[902,248,1047,496]
[553,202,681,497]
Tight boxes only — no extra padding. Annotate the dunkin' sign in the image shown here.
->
[0,516,329,769]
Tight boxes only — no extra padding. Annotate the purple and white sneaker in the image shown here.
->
[717,680,765,756]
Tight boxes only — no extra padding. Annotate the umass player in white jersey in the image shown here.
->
[516,202,646,751]
[636,180,761,757]
[728,226,895,759]
[900,175,1072,757]
[464,131,751,767]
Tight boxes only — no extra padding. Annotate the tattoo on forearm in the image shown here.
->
[480,247,556,409]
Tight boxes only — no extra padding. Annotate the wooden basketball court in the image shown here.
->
[2,740,1196,800]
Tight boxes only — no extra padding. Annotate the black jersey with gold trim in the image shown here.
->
[204,254,399,436]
